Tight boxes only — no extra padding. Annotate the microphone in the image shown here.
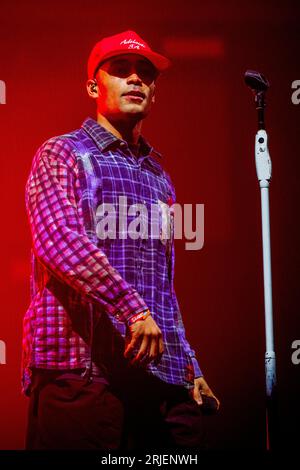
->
[244,69,270,130]
[244,70,270,92]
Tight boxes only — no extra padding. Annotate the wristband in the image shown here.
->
[127,309,151,326]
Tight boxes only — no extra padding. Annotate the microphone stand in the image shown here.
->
[245,71,278,451]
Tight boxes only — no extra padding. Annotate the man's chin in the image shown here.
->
[122,103,145,112]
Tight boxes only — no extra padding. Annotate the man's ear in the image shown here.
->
[150,82,156,104]
[86,79,99,99]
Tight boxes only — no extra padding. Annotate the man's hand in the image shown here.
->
[190,376,220,410]
[124,315,164,366]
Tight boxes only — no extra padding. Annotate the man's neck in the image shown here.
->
[96,113,142,145]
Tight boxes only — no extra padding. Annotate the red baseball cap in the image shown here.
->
[87,30,171,79]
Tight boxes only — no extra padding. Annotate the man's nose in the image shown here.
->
[127,71,142,84]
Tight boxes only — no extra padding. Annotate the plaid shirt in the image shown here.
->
[22,117,202,395]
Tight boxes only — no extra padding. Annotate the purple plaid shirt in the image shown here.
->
[22,117,202,395]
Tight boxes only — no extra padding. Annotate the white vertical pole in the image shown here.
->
[255,130,277,449]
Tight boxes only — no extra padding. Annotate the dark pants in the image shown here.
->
[25,368,207,450]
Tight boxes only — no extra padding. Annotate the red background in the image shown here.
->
[0,0,299,450]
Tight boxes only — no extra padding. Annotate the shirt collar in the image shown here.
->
[81,117,162,159]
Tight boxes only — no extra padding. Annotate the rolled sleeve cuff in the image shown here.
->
[113,288,148,323]
[191,356,203,378]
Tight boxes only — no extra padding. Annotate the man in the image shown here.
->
[23,30,219,450]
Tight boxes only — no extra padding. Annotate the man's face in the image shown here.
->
[93,54,158,122]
